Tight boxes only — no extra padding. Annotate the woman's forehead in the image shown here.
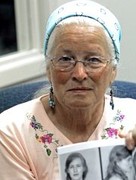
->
[52,19,106,37]
[70,157,82,163]
[47,23,110,55]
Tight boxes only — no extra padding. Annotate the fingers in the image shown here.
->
[118,129,127,138]
[118,126,136,150]
[132,125,136,143]
[125,130,135,150]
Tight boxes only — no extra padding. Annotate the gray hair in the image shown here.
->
[46,17,118,68]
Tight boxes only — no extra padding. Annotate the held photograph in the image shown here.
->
[58,139,136,180]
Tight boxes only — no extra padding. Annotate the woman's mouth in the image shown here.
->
[67,87,93,94]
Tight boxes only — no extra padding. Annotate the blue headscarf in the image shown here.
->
[44,0,122,61]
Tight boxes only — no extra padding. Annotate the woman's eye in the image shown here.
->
[58,56,72,62]
[77,164,81,168]
[88,57,101,63]
[69,165,74,169]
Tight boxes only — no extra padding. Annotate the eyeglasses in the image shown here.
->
[48,55,111,73]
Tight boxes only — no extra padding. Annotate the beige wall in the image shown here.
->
[38,0,136,82]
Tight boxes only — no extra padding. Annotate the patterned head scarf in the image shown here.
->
[44,0,122,61]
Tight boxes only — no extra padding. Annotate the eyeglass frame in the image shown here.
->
[46,55,113,73]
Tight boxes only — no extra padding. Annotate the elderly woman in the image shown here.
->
[0,0,136,179]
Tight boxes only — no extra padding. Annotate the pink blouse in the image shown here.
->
[0,95,136,179]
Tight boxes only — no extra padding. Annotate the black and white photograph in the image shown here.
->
[101,145,136,180]
[58,139,129,180]
[58,148,102,180]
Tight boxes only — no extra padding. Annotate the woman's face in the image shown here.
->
[117,156,133,172]
[47,23,116,109]
[67,157,84,180]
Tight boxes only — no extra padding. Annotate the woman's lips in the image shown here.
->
[67,87,93,91]
[67,87,93,93]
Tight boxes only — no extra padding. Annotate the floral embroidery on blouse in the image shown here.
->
[27,113,61,156]
[101,110,125,139]
[27,110,125,154]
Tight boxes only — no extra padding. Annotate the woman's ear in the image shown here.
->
[46,63,51,82]
[111,67,117,83]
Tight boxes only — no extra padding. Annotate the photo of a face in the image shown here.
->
[58,148,102,180]
[67,157,84,180]
[117,155,133,173]
[101,145,136,180]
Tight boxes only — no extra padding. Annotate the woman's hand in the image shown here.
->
[119,126,136,150]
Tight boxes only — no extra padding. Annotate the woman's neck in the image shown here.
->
[42,96,105,143]
[50,101,104,142]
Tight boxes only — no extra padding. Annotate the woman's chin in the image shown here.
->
[64,100,92,109]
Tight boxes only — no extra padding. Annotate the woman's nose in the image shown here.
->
[72,61,88,81]
[73,167,78,172]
